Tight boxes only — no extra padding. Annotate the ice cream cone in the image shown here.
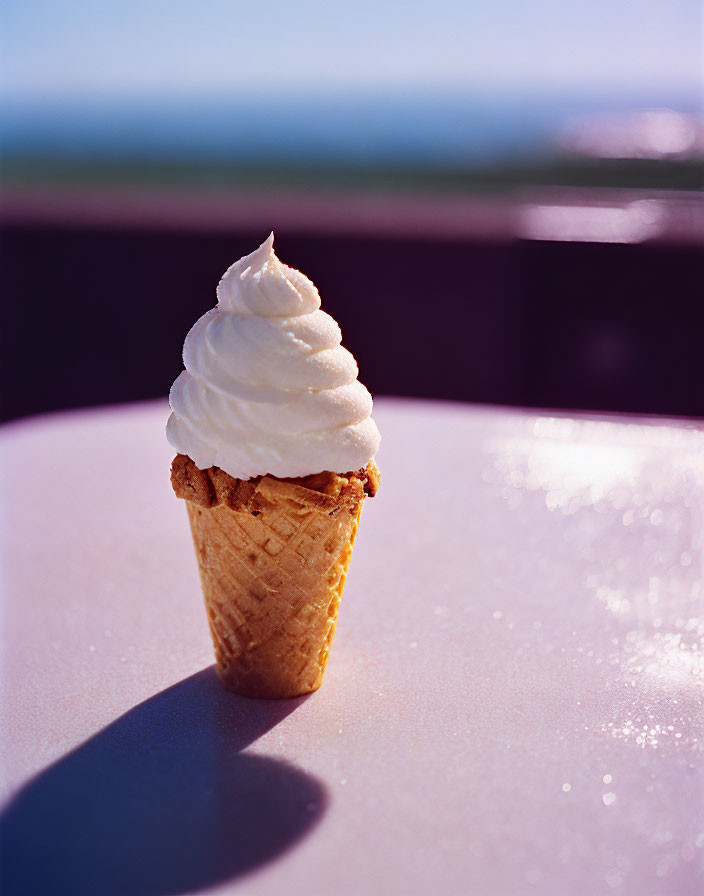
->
[166,236,380,697]
[173,454,378,698]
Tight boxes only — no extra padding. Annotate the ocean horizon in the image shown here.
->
[2,88,701,165]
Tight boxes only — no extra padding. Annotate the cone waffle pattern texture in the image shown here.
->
[184,474,365,698]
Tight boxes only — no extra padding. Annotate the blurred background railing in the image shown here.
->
[2,1,703,422]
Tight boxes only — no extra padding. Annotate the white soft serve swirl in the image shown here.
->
[166,234,380,480]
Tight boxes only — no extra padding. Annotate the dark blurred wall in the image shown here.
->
[2,220,703,421]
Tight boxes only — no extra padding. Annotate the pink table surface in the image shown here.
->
[1,398,702,896]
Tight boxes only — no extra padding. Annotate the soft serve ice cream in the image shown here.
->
[167,234,379,698]
[167,234,380,480]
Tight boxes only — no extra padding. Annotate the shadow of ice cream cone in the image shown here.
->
[0,667,326,896]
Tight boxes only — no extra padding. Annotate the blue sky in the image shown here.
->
[2,0,702,99]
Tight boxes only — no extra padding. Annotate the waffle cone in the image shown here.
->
[173,457,378,698]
